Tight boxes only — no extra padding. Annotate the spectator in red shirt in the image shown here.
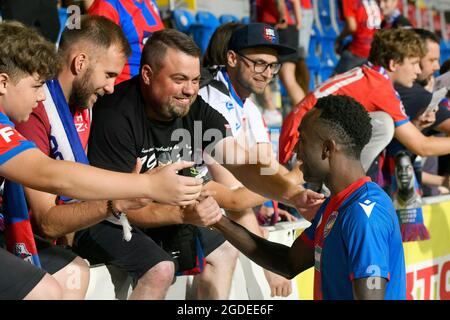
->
[334,0,382,74]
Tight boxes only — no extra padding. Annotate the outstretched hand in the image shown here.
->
[147,161,203,206]
[412,107,437,130]
[288,189,325,221]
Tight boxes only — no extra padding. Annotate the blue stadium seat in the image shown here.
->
[306,25,321,91]
[318,0,332,28]
[191,11,220,54]
[219,14,239,24]
[320,25,338,70]
[172,9,195,34]
[241,16,250,24]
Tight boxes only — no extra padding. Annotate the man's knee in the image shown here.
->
[207,241,239,266]
[26,274,63,300]
[140,260,175,287]
[43,275,64,300]
[72,257,90,286]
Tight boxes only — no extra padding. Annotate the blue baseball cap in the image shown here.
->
[228,23,296,56]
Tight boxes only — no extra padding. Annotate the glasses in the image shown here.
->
[237,53,281,75]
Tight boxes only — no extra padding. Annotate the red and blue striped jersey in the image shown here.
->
[0,111,35,165]
[88,0,164,84]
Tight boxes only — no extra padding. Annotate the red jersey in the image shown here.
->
[254,0,296,25]
[301,0,312,9]
[342,0,381,58]
[279,65,409,164]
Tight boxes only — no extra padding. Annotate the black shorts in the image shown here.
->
[198,226,226,256]
[35,235,78,275]
[72,221,174,281]
[0,247,46,300]
[0,234,77,300]
[144,225,225,273]
[276,25,300,63]
[72,222,226,279]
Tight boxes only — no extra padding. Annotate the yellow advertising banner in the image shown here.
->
[156,0,196,11]
[295,199,450,300]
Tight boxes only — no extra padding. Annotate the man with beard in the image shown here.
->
[14,15,216,300]
[212,95,406,300]
[88,28,323,299]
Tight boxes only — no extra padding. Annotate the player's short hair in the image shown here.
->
[369,28,426,69]
[314,95,372,159]
[59,15,131,58]
[0,21,59,83]
[140,28,201,73]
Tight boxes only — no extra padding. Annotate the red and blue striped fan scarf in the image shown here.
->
[2,181,41,266]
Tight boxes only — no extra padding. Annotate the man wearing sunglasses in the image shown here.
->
[198,23,302,297]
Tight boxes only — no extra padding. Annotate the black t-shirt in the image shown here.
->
[88,76,230,174]
[395,82,450,135]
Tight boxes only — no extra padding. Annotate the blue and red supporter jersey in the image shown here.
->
[341,0,381,58]
[88,0,164,84]
[279,64,409,164]
[0,111,35,166]
[300,178,406,300]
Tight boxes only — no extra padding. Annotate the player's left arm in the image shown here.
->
[352,277,387,300]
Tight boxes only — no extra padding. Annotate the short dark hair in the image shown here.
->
[395,150,413,164]
[140,29,201,73]
[203,22,243,67]
[413,28,440,46]
[0,21,59,82]
[369,28,425,69]
[314,95,372,159]
[59,15,131,58]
